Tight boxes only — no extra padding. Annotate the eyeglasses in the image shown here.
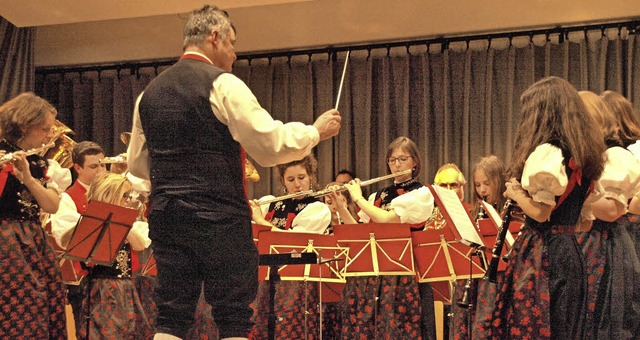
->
[387,155,412,164]
[438,182,461,190]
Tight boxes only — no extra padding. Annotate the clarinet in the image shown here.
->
[483,199,514,284]
[457,201,488,309]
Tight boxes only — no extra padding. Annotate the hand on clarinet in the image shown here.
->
[504,178,528,204]
[313,109,341,141]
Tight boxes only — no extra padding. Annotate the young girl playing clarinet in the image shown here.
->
[489,77,606,339]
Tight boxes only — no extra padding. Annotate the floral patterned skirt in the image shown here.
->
[578,218,640,339]
[250,280,321,339]
[489,225,585,339]
[340,275,423,340]
[76,277,152,339]
[0,218,67,339]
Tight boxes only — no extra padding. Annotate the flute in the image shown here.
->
[258,169,412,205]
[311,169,412,198]
[0,142,55,165]
[99,155,127,164]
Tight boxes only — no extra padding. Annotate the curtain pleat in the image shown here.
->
[32,30,640,201]
[0,16,34,103]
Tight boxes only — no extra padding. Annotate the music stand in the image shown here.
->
[253,223,272,247]
[140,248,157,277]
[43,221,85,285]
[63,200,138,339]
[333,223,416,277]
[411,185,485,303]
[257,231,347,340]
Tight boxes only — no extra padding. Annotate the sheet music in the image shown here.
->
[481,201,515,246]
[432,185,484,247]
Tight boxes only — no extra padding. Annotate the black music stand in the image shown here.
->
[257,231,347,340]
[259,251,318,340]
[63,200,138,339]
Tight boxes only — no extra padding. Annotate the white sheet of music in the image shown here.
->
[481,201,515,246]
[432,185,484,247]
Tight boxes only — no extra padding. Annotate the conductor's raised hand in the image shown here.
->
[313,109,342,141]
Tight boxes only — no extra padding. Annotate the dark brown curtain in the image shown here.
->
[34,28,640,201]
[0,15,34,103]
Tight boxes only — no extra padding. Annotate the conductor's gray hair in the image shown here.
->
[183,5,235,50]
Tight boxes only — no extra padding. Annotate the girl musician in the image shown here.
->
[604,91,640,243]
[576,90,640,339]
[323,181,358,230]
[338,136,436,340]
[52,172,152,338]
[471,155,507,218]
[0,92,71,338]
[489,77,606,339]
[451,155,509,340]
[249,154,332,339]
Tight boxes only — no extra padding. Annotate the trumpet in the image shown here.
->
[258,169,412,205]
[99,155,127,164]
[0,142,55,165]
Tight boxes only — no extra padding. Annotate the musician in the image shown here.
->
[603,91,640,242]
[451,155,509,340]
[434,163,473,213]
[471,155,507,218]
[335,169,356,185]
[340,136,436,340]
[249,154,331,339]
[323,181,358,230]
[576,90,640,339]
[489,77,606,339]
[0,92,70,338]
[53,172,152,338]
[49,140,106,338]
[126,5,340,340]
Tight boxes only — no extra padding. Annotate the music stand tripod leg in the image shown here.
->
[267,265,280,340]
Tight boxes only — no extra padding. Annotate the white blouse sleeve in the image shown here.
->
[288,201,332,234]
[521,144,568,206]
[628,140,640,161]
[50,193,81,249]
[357,193,378,223]
[45,159,71,194]
[210,74,319,167]
[580,180,605,222]
[390,186,435,224]
[356,187,435,224]
[126,94,150,181]
[128,221,152,250]
[598,146,640,205]
[257,195,277,218]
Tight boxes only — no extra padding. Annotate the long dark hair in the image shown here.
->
[601,90,640,147]
[509,77,605,181]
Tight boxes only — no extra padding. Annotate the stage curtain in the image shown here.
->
[34,30,640,201]
[0,15,34,104]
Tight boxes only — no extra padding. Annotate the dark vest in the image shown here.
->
[0,138,48,220]
[138,58,249,220]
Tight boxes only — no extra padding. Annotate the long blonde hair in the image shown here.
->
[87,172,145,219]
